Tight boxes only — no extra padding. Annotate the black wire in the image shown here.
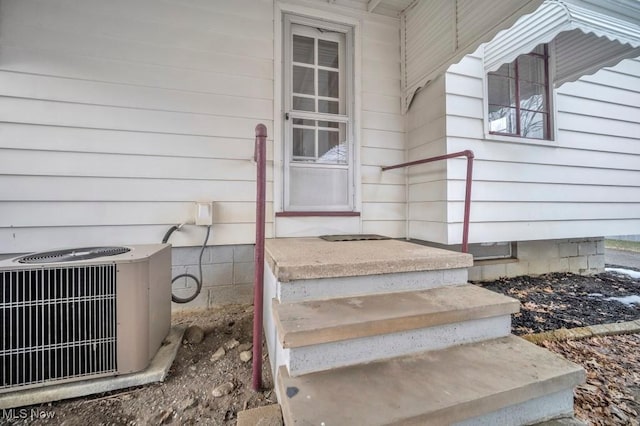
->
[165,225,211,304]
[162,225,180,244]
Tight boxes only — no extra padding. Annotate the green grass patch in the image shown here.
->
[605,239,640,253]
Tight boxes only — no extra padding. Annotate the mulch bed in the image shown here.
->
[476,270,640,335]
[478,268,640,425]
[543,335,640,425]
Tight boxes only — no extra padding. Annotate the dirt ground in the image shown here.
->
[6,305,275,426]
[5,269,640,425]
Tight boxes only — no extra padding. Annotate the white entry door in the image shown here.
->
[283,16,355,212]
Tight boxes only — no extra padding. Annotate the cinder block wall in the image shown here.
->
[170,244,254,311]
[469,238,605,282]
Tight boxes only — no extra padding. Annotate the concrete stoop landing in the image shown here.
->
[263,238,585,425]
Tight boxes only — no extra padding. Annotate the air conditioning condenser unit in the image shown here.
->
[0,244,171,393]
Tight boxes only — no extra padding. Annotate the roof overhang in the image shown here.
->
[484,0,640,86]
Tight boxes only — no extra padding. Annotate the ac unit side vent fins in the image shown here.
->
[1,265,118,391]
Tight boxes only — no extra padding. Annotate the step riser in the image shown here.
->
[453,389,574,426]
[284,315,512,376]
[275,268,469,303]
[277,336,585,426]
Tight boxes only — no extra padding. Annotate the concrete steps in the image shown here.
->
[262,238,585,425]
[277,336,585,426]
[274,284,519,375]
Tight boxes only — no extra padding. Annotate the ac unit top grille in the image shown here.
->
[17,247,131,264]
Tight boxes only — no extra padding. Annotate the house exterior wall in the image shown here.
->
[0,0,276,253]
[419,52,640,246]
[0,0,407,258]
[405,75,448,242]
[0,0,407,307]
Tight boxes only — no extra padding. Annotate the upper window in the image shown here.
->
[487,45,551,140]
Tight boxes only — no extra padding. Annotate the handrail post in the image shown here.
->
[252,124,267,391]
[462,151,474,254]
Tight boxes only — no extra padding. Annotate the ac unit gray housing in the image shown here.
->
[0,244,171,393]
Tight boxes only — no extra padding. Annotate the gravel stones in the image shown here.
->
[225,339,240,350]
[210,346,226,362]
[183,325,205,344]
[212,382,235,398]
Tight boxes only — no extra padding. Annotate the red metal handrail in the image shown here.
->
[382,150,475,253]
[252,124,267,391]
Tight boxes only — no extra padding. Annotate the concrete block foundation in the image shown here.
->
[470,238,605,282]
[170,244,254,311]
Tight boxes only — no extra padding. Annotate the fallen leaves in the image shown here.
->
[542,335,640,425]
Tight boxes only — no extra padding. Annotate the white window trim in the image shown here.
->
[273,2,362,216]
[482,40,559,147]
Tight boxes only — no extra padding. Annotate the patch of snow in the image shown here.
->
[606,295,640,307]
[605,268,640,279]
[588,293,604,297]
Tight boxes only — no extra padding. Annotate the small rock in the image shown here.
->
[178,397,198,412]
[210,347,226,362]
[225,338,240,350]
[212,382,235,398]
[239,350,252,362]
[189,365,197,371]
[151,409,174,424]
[183,325,205,344]
[237,342,253,352]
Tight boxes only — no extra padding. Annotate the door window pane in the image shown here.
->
[318,70,339,98]
[293,35,314,64]
[289,166,349,207]
[293,119,315,126]
[293,128,315,158]
[293,96,315,112]
[318,40,339,68]
[318,121,339,128]
[291,122,347,164]
[293,66,314,95]
[318,100,339,114]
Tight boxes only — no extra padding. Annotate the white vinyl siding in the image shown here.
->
[361,16,406,237]
[406,75,448,242]
[0,0,407,251]
[429,53,640,245]
[0,0,275,253]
